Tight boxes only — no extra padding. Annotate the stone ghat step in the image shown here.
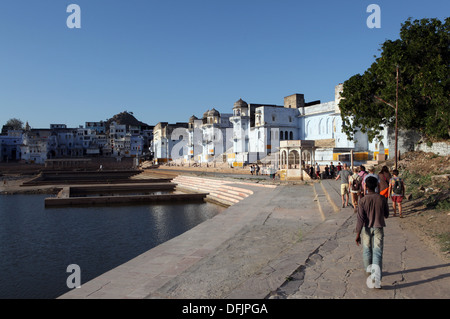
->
[172,175,255,206]
[173,180,252,198]
[172,176,253,196]
[173,175,228,186]
[174,182,247,202]
[173,176,254,194]
[175,184,240,206]
[176,184,245,202]
[205,195,237,207]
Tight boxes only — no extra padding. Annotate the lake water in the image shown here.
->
[0,194,225,299]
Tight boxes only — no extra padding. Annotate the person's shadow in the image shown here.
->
[381,263,450,290]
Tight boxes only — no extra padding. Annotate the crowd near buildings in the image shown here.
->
[1,84,406,170]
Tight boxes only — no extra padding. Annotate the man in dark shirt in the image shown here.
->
[355,176,389,288]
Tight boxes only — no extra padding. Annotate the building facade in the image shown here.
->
[152,122,189,163]
[0,130,22,162]
[158,84,392,167]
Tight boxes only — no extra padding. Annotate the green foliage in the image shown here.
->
[437,232,450,253]
[4,118,24,130]
[436,199,450,211]
[401,170,432,199]
[339,18,450,142]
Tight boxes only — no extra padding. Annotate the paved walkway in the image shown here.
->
[59,174,450,299]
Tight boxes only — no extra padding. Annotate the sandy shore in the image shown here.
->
[0,174,61,195]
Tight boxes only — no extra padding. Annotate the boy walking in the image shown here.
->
[355,176,389,288]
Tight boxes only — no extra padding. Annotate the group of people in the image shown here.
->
[307,161,343,179]
[249,164,261,176]
[335,163,406,288]
[335,163,405,217]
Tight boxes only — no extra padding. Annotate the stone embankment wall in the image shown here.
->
[415,141,450,156]
[388,127,450,157]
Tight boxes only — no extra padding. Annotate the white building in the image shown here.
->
[199,108,233,163]
[186,116,203,162]
[109,122,127,157]
[227,84,390,167]
[85,121,106,134]
[152,122,189,163]
[20,129,51,164]
[0,130,23,162]
[153,84,393,167]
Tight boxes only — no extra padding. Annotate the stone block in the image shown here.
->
[431,174,450,184]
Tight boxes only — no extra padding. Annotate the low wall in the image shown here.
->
[279,169,311,181]
[415,141,450,156]
[44,193,207,207]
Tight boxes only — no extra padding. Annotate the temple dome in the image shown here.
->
[189,115,198,123]
[233,98,248,109]
[208,108,220,116]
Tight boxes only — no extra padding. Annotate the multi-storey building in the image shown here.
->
[152,122,189,163]
[109,122,127,157]
[199,108,233,163]
[156,84,392,167]
[185,116,203,162]
[85,121,106,134]
[226,84,389,166]
[0,130,22,162]
[20,128,52,164]
[18,120,150,163]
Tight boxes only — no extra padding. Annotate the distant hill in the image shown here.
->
[105,111,152,130]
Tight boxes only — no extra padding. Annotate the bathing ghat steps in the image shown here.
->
[172,175,275,206]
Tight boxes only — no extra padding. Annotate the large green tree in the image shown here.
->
[4,118,24,130]
[339,17,449,142]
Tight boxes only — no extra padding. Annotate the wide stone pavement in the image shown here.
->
[59,173,450,299]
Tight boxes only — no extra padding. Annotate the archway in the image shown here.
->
[289,150,300,169]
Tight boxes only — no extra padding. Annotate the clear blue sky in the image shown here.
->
[0,0,448,129]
